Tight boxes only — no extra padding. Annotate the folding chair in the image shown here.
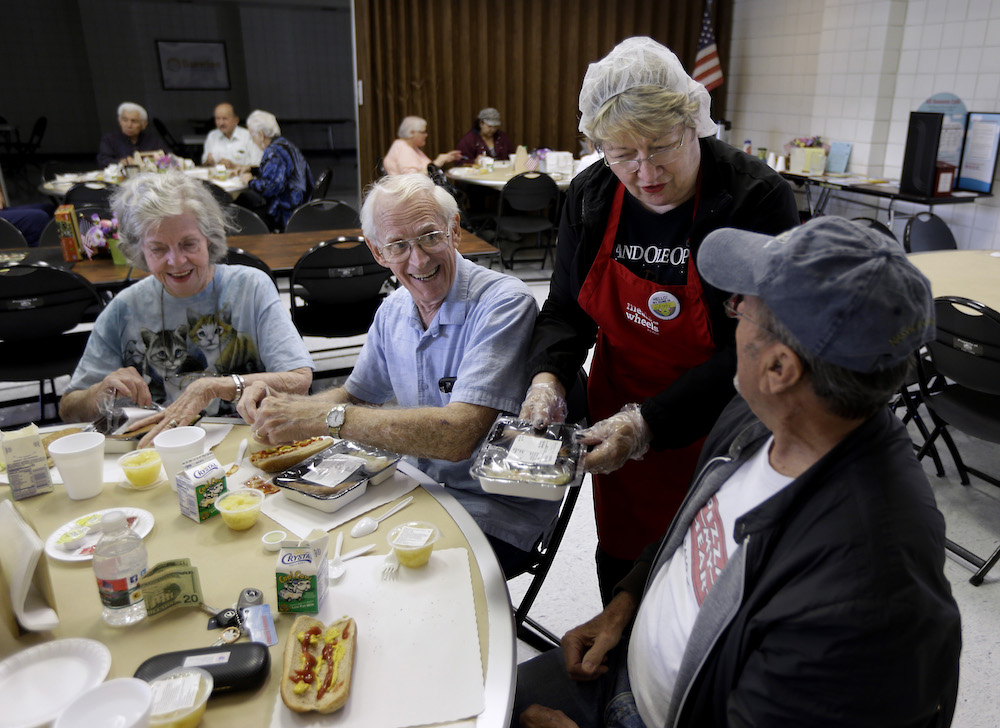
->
[495,172,560,270]
[510,368,589,651]
[285,200,361,232]
[915,296,1000,584]
[903,212,957,253]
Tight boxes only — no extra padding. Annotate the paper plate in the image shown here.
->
[45,507,154,563]
[0,639,111,728]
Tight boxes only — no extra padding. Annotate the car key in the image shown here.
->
[211,625,241,646]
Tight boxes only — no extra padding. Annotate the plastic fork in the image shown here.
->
[381,550,400,580]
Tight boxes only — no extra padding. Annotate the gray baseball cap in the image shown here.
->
[698,216,935,373]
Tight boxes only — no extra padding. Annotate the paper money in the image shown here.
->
[141,559,205,619]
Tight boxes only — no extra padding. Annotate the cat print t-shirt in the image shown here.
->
[67,264,313,407]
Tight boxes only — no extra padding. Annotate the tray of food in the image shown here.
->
[470,415,585,501]
[273,440,401,513]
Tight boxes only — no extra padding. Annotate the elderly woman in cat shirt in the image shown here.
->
[59,171,313,447]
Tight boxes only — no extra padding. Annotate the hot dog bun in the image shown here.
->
[281,615,356,714]
[249,436,334,473]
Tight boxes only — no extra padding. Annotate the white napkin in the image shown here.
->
[269,548,484,728]
[260,469,419,540]
[0,500,59,632]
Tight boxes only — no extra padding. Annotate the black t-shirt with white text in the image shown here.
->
[611,194,696,285]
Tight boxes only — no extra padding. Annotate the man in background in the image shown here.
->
[202,103,262,169]
[97,102,165,167]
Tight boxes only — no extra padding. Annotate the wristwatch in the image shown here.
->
[326,404,348,439]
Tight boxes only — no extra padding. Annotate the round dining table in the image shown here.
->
[447,162,575,191]
[40,166,247,200]
[1,425,515,728]
[907,249,1000,310]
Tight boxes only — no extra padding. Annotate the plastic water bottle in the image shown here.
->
[93,510,148,626]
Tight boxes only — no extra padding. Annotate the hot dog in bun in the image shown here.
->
[281,615,356,714]
[249,436,334,473]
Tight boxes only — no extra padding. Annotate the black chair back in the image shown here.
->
[201,179,233,208]
[927,297,1000,396]
[285,200,361,233]
[289,237,391,338]
[0,216,28,247]
[0,263,104,339]
[310,169,333,201]
[152,117,185,157]
[225,247,277,288]
[495,172,561,269]
[18,116,47,155]
[851,216,898,244]
[903,211,957,253]
[65,182,114,207]
[228,205,271,236]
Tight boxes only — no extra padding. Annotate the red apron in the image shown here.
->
[578,183,716,558]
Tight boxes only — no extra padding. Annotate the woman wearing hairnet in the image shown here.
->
[520,37,799,602]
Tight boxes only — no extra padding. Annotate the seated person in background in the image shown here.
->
[383,116,461,175]
[457,107,515,165]
[239,173,557,577]
[0,188,52,246]
[59,170,313,447]
[512,217,961,728]
[202,103,262,169]
[97,102,165,167]
[237,110,314,230]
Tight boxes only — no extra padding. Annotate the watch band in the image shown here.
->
[231,373,246,404]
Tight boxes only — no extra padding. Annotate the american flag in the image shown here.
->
[693,0,724,91]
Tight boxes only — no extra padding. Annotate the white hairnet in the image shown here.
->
[578,36,718,139]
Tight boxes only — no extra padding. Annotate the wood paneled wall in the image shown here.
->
[355,0,731,188]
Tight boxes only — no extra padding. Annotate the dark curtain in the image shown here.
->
[355,0,732,188]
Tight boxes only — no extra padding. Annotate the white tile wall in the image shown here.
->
[728,0,1000,250]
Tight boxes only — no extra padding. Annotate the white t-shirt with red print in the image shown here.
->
[628,436,793,728]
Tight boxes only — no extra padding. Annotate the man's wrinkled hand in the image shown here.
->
[251,392,331,444]
[519,705,579,727]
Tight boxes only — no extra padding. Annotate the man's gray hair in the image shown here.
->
[359,172,458,245]
[754,303,911,420]
[397,116,427,139]
[246,110,281,139]
[117,102,148,122]
[111,171,231,271]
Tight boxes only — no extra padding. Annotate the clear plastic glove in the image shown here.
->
[577,403,652,475]
[519,381,567,429]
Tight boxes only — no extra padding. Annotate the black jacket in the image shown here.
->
[620,398,962,728]
[527,137,799,450]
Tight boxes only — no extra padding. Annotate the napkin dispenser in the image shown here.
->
[541,151,574,176]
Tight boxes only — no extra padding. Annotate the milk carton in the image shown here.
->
[1,424,54,500]
[275,529,328,614]
[174,453,228,522]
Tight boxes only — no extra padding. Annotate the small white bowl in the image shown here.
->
[262,530,287,551]
[54,677,152,728]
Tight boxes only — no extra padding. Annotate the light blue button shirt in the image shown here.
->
[346,253,558,550]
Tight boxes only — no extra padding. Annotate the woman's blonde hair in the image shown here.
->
[588,86,699,149]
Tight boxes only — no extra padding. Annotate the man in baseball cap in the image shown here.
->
[513,216,960,728]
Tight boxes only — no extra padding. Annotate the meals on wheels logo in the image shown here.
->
[624,291,681,335]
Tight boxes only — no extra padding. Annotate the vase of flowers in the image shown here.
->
[785,136,830,175]
[80,213,120,260]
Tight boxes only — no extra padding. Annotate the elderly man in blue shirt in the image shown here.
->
[239,172,556,576]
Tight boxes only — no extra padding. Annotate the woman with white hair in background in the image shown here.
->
[518,37,800,603]
[237,110,314,230]
[59,170,313,447]
[382,115,461,175]
[97,101,166,166]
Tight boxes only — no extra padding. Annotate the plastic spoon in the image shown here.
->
[350,496,414,538]
[328,532,345,579]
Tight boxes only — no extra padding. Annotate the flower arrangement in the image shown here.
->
[81,213,119,260]
[785,136,830,155]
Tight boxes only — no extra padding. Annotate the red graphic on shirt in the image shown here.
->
[690,495,728,605]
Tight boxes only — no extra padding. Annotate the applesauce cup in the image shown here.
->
[214,488,265,531]
[118,449,165,490]
[387,521,440,568]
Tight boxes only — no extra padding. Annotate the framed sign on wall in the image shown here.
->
[156,40,230,90]
[956,112,1000,194]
